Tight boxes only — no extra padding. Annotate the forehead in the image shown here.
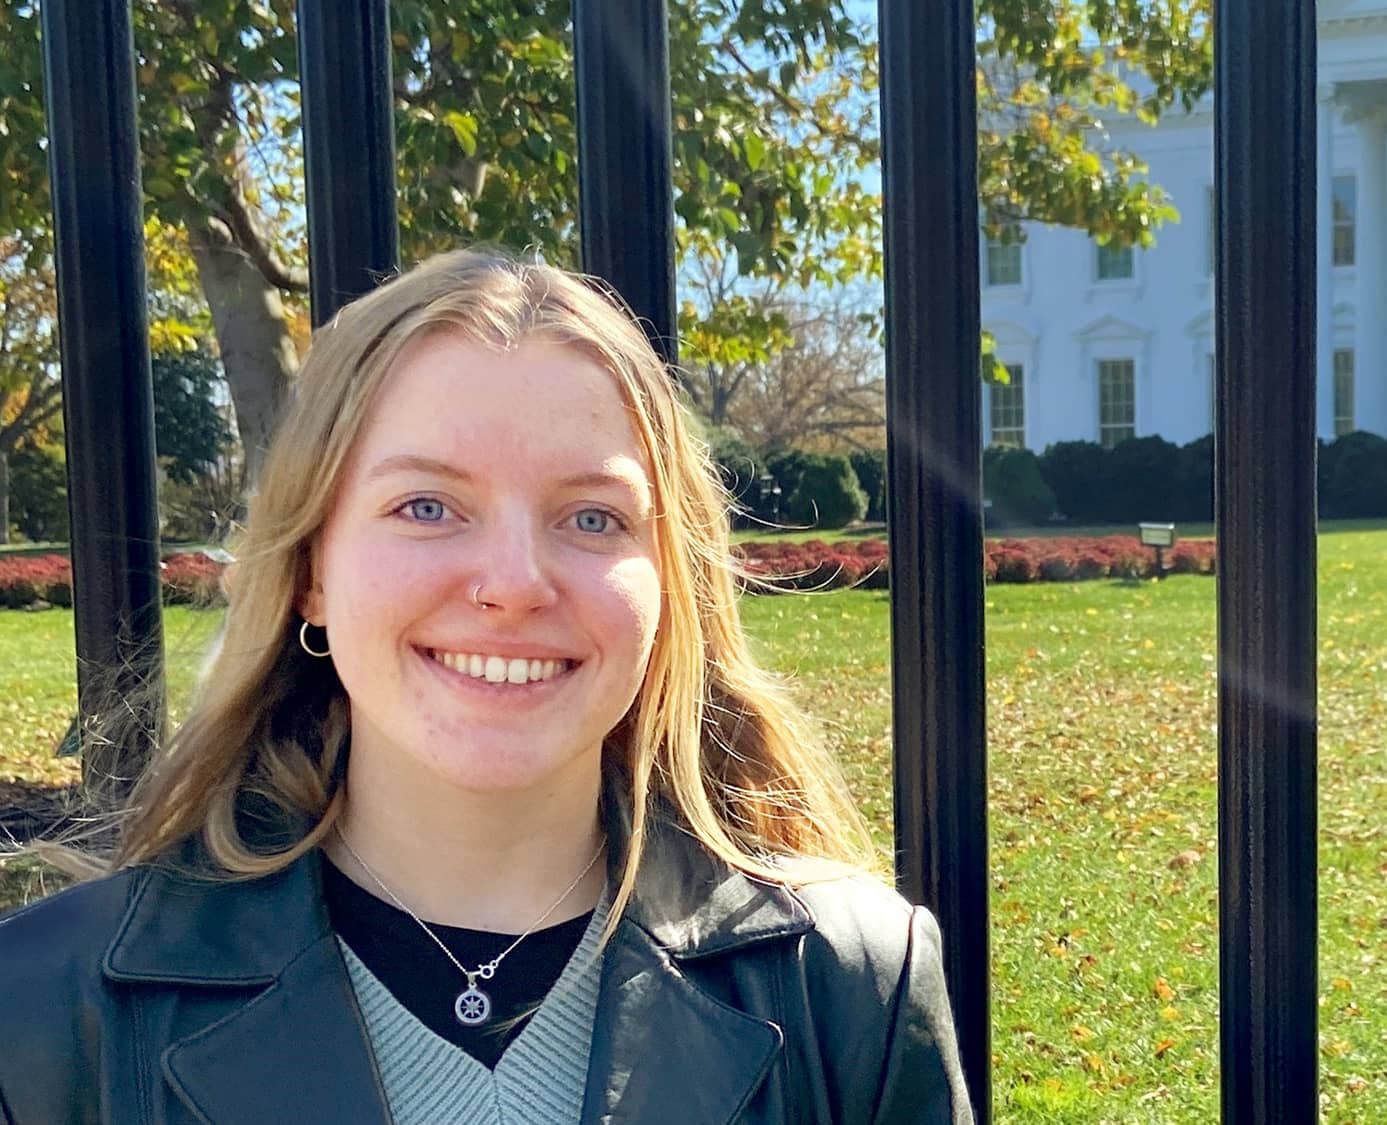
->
[351,333,650,476]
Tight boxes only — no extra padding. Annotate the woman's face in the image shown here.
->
[302,333,663,796]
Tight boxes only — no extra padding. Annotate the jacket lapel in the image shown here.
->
[161,933,392,1124]
[581,922,782,1125]
[582,794,816,1123]
[103,850,392,1124]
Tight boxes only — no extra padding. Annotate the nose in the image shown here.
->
[465,512,559,615]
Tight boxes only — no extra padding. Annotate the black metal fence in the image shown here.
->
[38,1,1318,1120]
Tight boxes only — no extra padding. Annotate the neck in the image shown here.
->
[326,751,607,933]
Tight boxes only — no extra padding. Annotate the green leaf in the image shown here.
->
[443,110,479,158]
[744,132,765,172]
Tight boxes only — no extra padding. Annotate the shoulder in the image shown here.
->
[793,873,929,972]
[785,875,974,1123]
[784,872,946,1018]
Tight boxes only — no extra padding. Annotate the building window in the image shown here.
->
[1096,242,1134,281]
[1334,349,1355,436]
[990,364,1025,446]
[1333,176,1356,267]
[985,237,1022,287]
[1097,359,1136,448]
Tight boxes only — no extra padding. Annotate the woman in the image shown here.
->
[0,249,971,1124]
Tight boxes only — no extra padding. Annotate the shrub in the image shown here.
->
[703,426,765,528]
[1172,435,1214,522]
[786,453,868,530]
[989,543,1040,583]
[1039,440,1111,523]
[0,552,229,609]
[162,552,228,606]
[1320,431,1387,518]
[0,555,71,608]
[849,449,887,522]
[984,445,1056,526]
[735,533,1216,590]
[1108,435,1181,521]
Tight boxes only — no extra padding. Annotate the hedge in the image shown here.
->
[734,534,1215,593]
[1038,431,1387,524]
[0,536,1220,609]
[0,553,226,610]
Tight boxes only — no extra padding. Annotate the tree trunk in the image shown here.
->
[189,225,299,482]
[0,448,9,546]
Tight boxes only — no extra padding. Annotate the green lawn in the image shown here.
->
[2,532,1384,1122]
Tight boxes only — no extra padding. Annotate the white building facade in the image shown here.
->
[980,0,1387,450]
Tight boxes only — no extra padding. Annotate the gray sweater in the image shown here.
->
[339,898,608,1125]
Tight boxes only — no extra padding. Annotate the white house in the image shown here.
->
[980,0,1387,450]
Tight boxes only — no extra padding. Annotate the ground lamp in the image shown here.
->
[1139,522,1177,578]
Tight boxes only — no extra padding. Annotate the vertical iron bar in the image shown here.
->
[1215,0,1318,1121]
[878,0,989,1119]
[297,0,398,328]
[41,0,163,796]
[573,0,677,365]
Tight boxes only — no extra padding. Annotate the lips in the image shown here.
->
[425,649,577,685]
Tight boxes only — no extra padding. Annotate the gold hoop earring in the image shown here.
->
[299,620,331,658]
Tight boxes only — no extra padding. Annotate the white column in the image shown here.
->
[1354,111,1386,436]
[1317,88,1336,440]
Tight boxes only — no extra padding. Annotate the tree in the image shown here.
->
[0,1,1212,477]
[0,236,62,545]
[152,346,234,485]
[686,286,887,455]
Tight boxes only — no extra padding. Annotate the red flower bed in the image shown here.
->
[0,554,73,608]
[734,534,1217,592]
[0,534,1220,608]
[0,552,229,610]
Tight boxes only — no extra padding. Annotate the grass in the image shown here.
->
[2,533,1384,1122]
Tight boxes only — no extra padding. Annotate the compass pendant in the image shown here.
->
[455,986,493,1026]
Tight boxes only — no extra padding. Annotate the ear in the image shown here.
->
[298,547,325,625]
[299,583,325,626]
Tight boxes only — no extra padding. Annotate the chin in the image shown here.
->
[412,739,601,796]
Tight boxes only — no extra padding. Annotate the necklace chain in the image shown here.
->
[334,828,605,992]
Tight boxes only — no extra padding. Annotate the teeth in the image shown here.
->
[432,649,568,685]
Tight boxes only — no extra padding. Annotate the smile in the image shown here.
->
[425,649,576,685]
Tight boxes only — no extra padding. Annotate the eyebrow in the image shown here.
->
[363,454,653,506]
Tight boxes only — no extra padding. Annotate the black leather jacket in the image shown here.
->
[0,807,973,1124]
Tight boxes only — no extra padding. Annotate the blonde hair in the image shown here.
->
[111,248,881,920]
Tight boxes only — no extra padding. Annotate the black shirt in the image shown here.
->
[322,857,592,1070]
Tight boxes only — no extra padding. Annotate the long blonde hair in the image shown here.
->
[112,248,880,920]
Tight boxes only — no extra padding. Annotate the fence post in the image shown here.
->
[1215,1,1319,1121]
[41,0,163,796]
[878,0,990,1118]
[298,0,399,327]
[572,0,676,365]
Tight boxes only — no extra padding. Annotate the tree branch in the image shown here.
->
[218,181,309,292]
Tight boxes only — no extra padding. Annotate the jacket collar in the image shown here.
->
[602,782,816,959]
[101,791,813,1124]
[105,789,815,984]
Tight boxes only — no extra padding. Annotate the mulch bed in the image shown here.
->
[0,780,84,845]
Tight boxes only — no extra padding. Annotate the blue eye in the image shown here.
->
[574,509,612,534]
[403,498,447,522]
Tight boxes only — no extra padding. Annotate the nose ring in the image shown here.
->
[471,583,493,610]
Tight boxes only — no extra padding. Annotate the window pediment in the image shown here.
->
[1074,315,1150,343]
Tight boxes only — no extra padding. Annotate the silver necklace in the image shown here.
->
[335,828,605,1028]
